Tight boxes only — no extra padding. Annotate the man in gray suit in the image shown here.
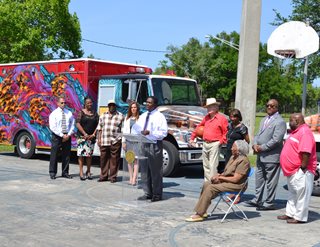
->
[244,99,286,210]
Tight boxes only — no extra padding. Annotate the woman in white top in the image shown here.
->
[122,101,140,185]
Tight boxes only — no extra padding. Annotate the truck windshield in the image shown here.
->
[151,78,201,106]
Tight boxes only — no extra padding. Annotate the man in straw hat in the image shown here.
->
[189,98,228,181]
[97,99,124,183]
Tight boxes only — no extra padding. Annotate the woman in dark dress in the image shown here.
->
[224,109,250,203]
[76,97,99,180]
[225,109,250,164]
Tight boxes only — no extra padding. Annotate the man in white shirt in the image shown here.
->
[133,96,168,202]
[49,96,75,179]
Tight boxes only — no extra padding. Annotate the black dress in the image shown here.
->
[225,122,248,164]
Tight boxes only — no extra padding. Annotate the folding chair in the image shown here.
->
[210,167,254,223]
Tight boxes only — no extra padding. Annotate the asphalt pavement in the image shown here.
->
[0,152,319,247]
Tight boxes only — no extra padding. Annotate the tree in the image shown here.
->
[0,0,83,62]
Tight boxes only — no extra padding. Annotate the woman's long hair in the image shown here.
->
[126,101,140,120]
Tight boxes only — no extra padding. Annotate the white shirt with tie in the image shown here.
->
[49,107,75,137]
[132,109,168,141]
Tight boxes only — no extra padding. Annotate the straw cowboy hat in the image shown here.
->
[107,99,116,105]
[203,98,220,108]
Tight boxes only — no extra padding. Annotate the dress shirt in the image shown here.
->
[49,107,75,137]
[132,109,168,142]
[191,112,228,144]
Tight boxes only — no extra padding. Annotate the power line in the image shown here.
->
[82,38,169,53]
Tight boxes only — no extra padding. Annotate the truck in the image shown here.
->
[0,58,214,176]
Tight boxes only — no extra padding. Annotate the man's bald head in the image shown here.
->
[289,113,305,130]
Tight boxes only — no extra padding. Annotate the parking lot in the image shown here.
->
[0,152,320,247]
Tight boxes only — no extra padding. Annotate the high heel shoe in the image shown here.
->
[80,176,86,181]
[86,172,93,180]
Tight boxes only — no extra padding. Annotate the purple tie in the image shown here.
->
[143,112,151,131]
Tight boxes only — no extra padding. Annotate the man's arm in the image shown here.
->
[218,173,245,184]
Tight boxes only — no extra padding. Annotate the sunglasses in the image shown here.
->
[266,104,276,108]
[60,102,66,104]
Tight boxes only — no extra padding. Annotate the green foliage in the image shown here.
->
[0,0,83,62]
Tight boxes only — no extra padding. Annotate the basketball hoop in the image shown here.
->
[274,49,296,59]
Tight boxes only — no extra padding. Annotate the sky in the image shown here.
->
[69,0,293,70]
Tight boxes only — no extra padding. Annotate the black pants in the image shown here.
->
[49,134,71,176]
[140,141,163,198]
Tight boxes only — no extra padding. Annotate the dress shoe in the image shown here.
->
[256,205,276,211]
[50,175,56,180]
[151,196,162,202]
[86,172,93,180]
[243,200,259,207]
[97,178,107,182]
[287,218,305,224]
[80,176,86,181]
[137,195,152,201]
[62,174,72,179]
[277,215,293,220]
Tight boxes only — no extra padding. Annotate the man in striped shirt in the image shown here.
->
[97,100,124,183]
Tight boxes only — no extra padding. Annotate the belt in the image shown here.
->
[203,140,219,144]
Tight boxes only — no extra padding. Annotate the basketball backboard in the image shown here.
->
[267,21,319,59]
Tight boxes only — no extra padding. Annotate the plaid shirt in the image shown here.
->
[97,111,124,146]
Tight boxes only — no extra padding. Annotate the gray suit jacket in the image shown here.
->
[253,113,287,163]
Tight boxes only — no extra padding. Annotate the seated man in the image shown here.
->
[186,139,250,222]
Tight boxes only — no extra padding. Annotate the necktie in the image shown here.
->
[61,110,67,134]
[143,112,151,131]
[263,116,270,130]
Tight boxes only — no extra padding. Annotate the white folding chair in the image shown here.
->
[210,167,254,223]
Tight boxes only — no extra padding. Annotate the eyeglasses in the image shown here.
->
[266,104,276,108]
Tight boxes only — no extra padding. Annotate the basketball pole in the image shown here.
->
[235,0,261,145]
[302,56,309,116]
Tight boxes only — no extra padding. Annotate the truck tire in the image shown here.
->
[162,140,179,177]
[16,132,35,159]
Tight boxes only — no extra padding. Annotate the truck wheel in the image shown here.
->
[16,132,35,159]
[162,141,179,177]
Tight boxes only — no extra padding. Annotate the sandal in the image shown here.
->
[185,215,204,222]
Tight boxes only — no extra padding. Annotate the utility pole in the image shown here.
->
[235,0,261,142]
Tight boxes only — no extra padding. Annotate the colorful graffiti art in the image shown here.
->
[0,64,85,148]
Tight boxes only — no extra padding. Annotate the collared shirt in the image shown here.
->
[97,111,124,146]
[263,112,279,130]
[49,107,75,137]
[190,112,228,144]
[132,109,168,142]
[280,124,317,176]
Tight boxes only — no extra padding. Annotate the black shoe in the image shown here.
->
[62,174,72,179]
[151,196,162,202]
[97,178,107,182]
[50,175,56,180]
[86,172,93,180]
[256,205,276,211]
[80,176,86,181]
[243,200,259,207]
[137,195,152,201]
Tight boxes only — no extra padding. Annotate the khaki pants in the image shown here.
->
[202,141,220,182]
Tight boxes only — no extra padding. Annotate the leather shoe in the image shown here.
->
[287,218,305,224]
[256,205,276,211]
[151,196,162,202]
[50,175,56,180]
[97,178,107,182]
[243,200,259,207]
[137,195,152,201]
[62,174,72,179]
[277,215,292,220]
